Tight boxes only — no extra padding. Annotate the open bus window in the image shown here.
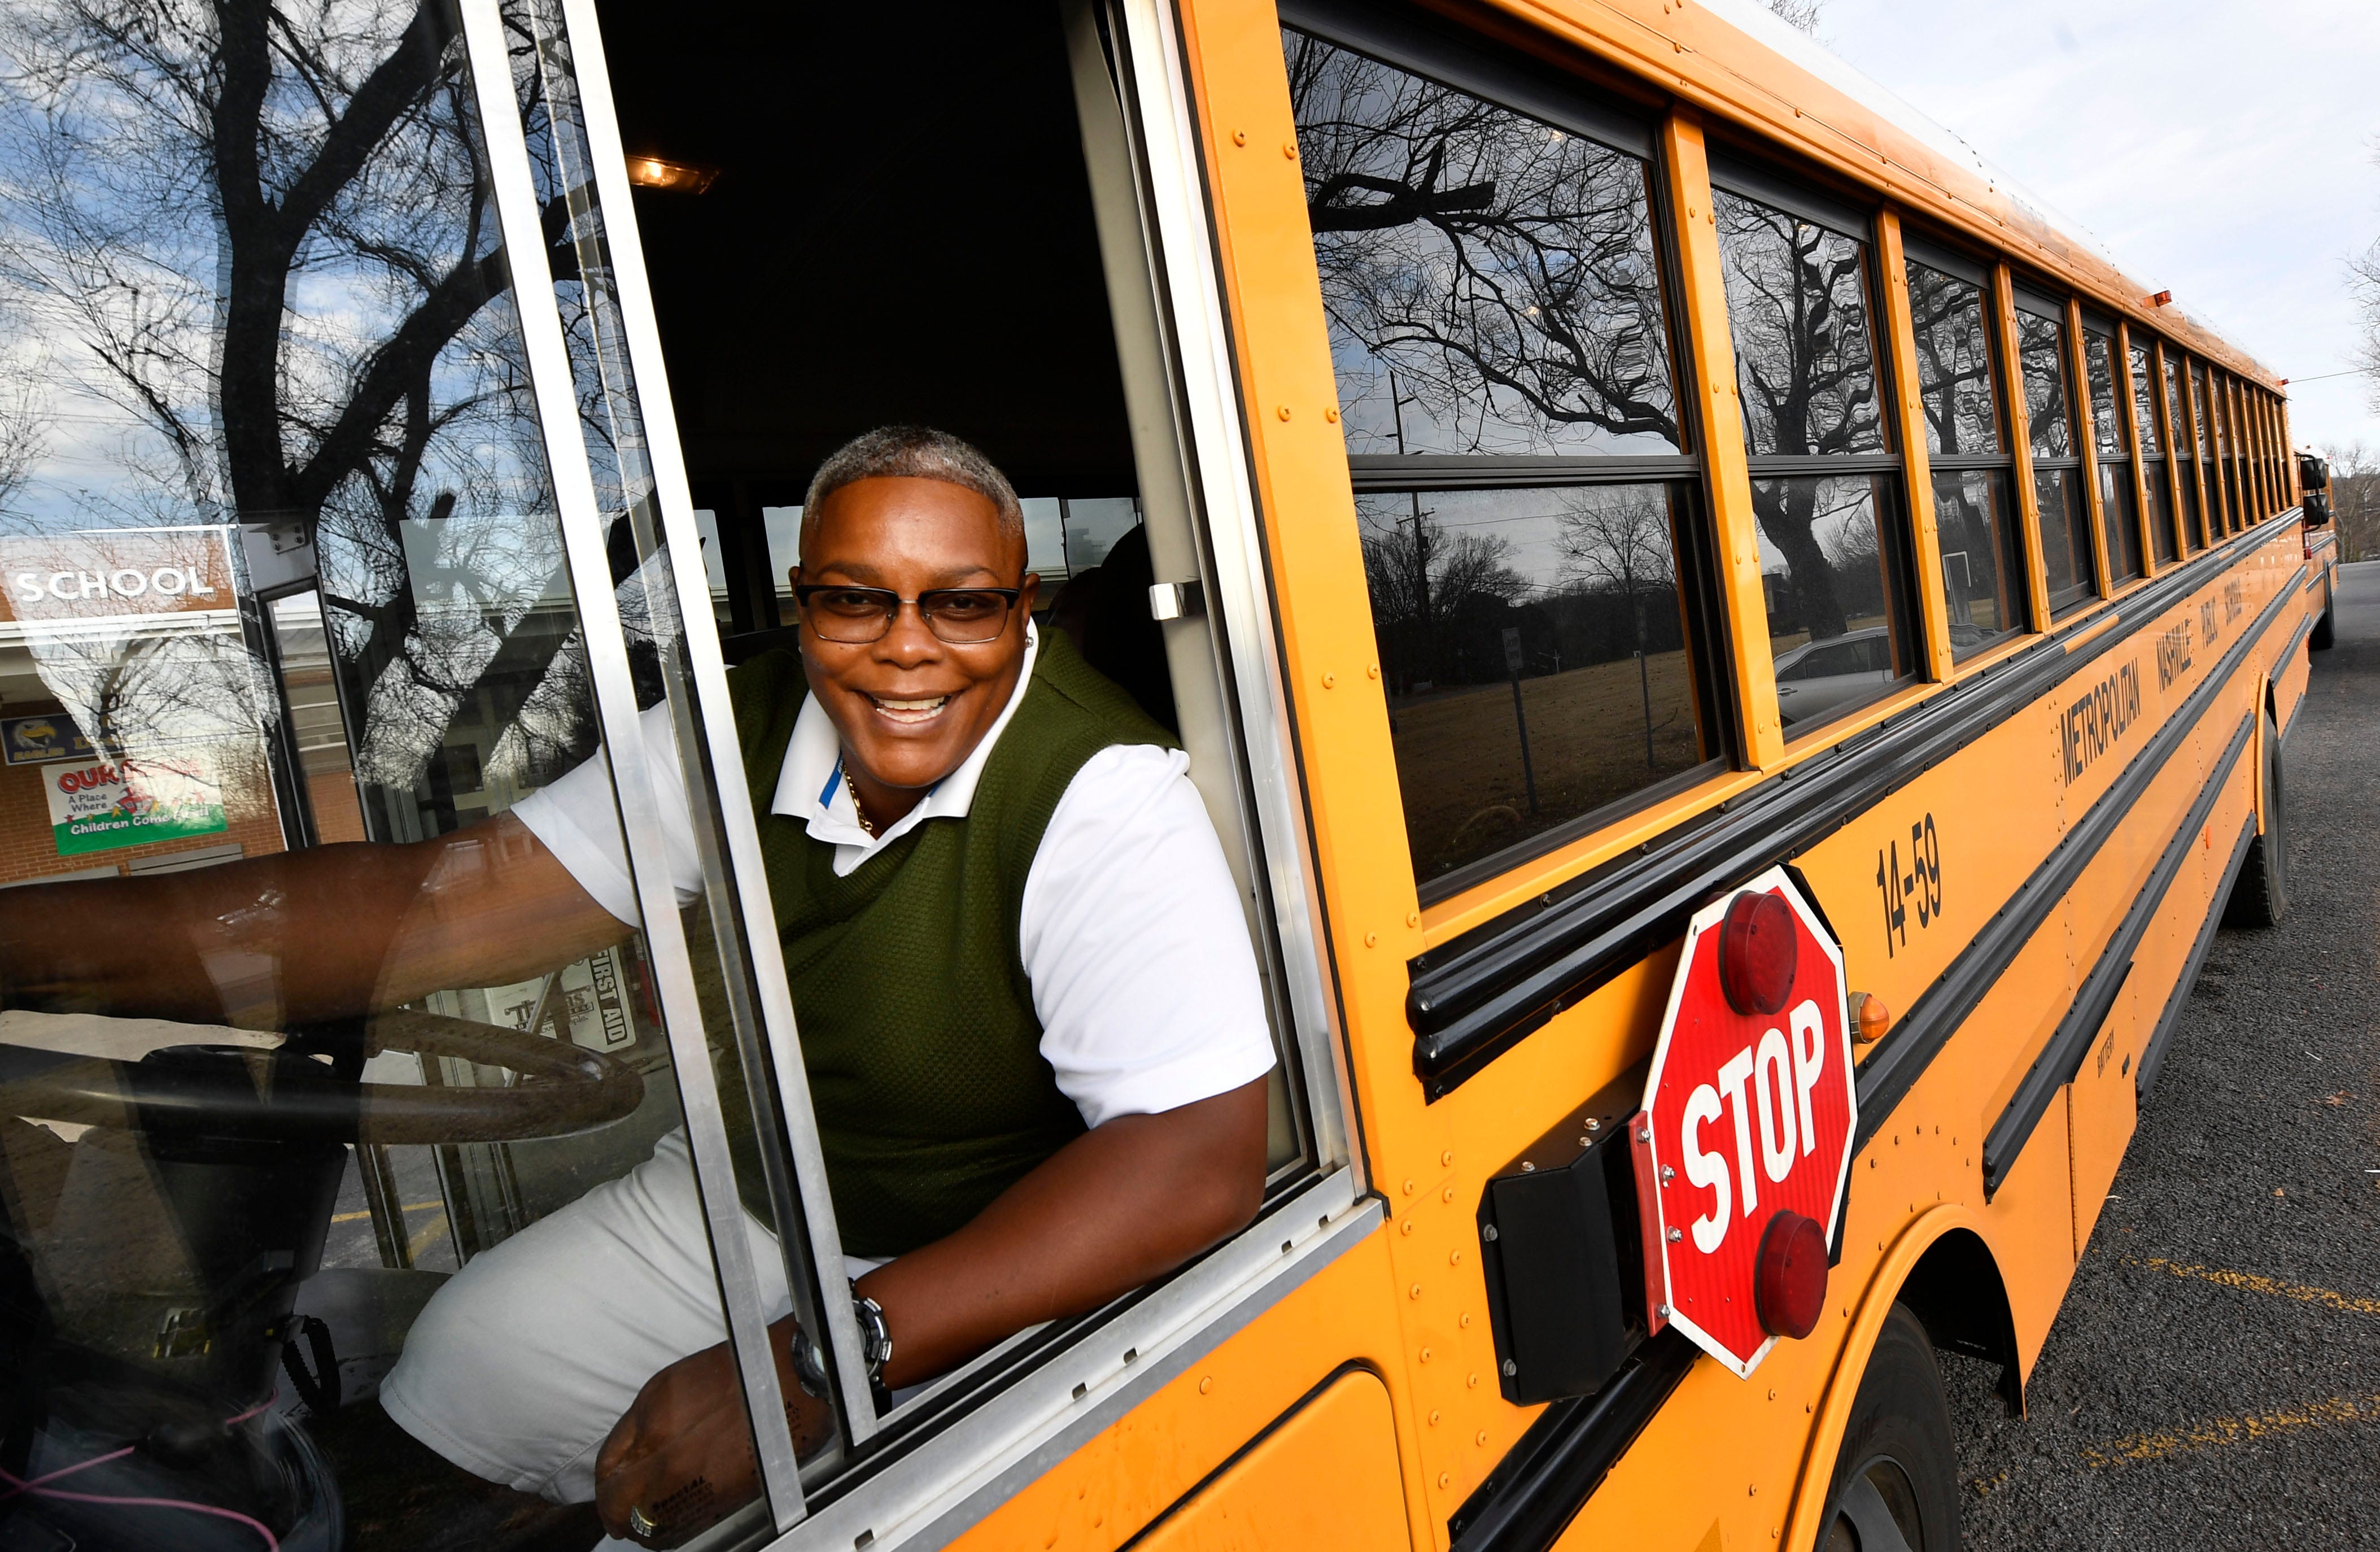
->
[1285,19,1728,899]
[0,1,822,1545]
[2014,294,2098,614]
[1903,250,2028,660]
[1710,176,1920,733]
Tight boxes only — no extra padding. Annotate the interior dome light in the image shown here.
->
[1718,888,1797,1015]
[1753,1209,1828,1339]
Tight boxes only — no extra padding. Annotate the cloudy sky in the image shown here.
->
[1813,0,2380,454]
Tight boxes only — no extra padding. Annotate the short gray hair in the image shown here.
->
[799,426,1024,559]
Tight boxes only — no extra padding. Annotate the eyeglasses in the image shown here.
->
[792,584,1024,646]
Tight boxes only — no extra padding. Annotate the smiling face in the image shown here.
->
[790,476,1037,821]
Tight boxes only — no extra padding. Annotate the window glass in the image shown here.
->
[2165,354,2204,548]
[1905,259,2023,660]
[1357,484,1711,882]
[1288,33,1682,457]
[1752,474,1916,730]
[1904,261,2001,457]
[2085,330,2126,459]
[0,3,801,1544]
[2128,341,2161,455]
[1714,192,1888,457]
[1931,469,2026,653]
[2014,307,2095,612]
[2131,339,2176,565]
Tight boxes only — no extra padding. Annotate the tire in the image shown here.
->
[2223,708,2288,929]
[2309,596,2335,650]
[1816,1304,1960,1552]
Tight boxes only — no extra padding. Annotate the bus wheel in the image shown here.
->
[2310,596,2335,650]
[1818,1305,1959,1552]
[2224,709,2289,928]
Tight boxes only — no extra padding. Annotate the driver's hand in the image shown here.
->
[593,1331,833,1548]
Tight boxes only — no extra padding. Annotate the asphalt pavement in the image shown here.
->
[1945,559,2380,1548]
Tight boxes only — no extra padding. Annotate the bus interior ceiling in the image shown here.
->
[595,0,1139,573]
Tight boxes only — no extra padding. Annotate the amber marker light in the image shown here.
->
[1753,1210,1828,1339]
[1717,890,1797,1015]
[2145,289,2173,307]
[1849,992,1892,1045]
[626,155,720,194]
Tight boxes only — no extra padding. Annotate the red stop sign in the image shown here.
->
[1634,866,1855,1378]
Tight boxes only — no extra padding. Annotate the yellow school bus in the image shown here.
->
[0,0,2343,1550]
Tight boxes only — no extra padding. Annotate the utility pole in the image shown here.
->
[1390,372,1434,683]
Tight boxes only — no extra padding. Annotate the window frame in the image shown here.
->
[467,0,1379,1543]
[1287,0,1743,906]
[2011,284,2098,617]
[2076,307,2143,588]
[2121,325,2178,569]
[1707,151,1928,738]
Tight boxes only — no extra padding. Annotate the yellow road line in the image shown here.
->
[406,1211,449,1262]
[2128,1255,2380,1316]
[330,1199,444,1224]
[2081,1393,2380,1468]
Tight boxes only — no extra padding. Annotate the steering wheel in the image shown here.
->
[0,1007,644,1144]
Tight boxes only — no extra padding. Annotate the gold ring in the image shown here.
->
[628,1505,662,1540]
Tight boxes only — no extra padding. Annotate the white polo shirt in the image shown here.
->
[509,623,1276,1129]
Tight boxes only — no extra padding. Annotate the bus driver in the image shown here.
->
[0,427,1277,1548]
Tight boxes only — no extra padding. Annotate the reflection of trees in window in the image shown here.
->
[1286,32,1678,457]
[1359,502,1527,691]
[1714,191,1886,642]
[1904,264,1998,458]
[0,0,601,823]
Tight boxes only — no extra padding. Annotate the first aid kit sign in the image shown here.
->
[1634,867,1855,1378]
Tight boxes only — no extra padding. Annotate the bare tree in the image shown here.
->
[2321,441,2380,562]
[1555,487,1673,601]
[1358,502,1529,690]
[1761,0,1827,37]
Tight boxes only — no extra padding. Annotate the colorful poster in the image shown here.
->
[1,714,98,766]
[41,754,229,856]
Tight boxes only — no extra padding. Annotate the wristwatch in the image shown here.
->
[851,1291,893,1382]
[785,1291,894,1400]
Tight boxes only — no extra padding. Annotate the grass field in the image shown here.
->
[1386,649,1703,883]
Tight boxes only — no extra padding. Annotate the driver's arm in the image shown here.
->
[0,813,627,1025]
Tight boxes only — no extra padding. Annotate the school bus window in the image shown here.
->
[2190,360,2225,535]
[1902,250,2028,660]
[2163,348,2204,550]
[2216,373,2243,532]
[2081,317,2142,584]
[1711,176,1919,735]
[2012,293,2095,613]
[2129,335,2178,566]
[1286,26,1728,894]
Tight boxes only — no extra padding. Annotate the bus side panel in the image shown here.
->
[1132,1368,1409,1551]
[944,1231,1422,1552]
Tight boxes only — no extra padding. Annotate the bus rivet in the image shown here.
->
[1232,129,1247,147]
[1657,1305,1670,1319]
[1637,1126,1652,1144]
[1327,407,1342,423]
[1662,1166,1676,1184]
[1277,404,1292,421]
[1667,1227,1683,1243]
[1482,1224,1497,1241]
[1282,141,1298,159]
[1501,1359,1517,1376]
[1584,1117,1601,1133]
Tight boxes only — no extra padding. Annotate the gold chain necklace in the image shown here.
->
[842,765,879,839]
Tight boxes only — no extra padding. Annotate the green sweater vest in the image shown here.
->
[728,631,1177,1258]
